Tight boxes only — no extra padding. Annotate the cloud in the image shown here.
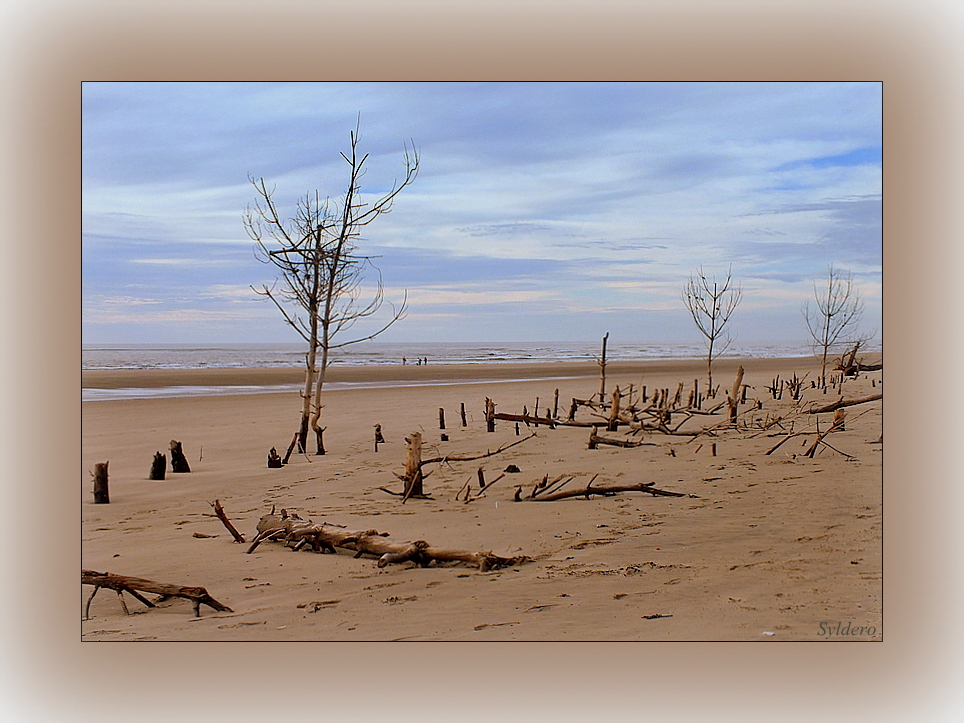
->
[83,82,882,343]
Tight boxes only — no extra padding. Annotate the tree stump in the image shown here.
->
[607,386,621,432]
[170,440,191,473]
[267,447,283,468]
[92,461,110,504]
[402,432,424,501]
[149,452,166,480]
[485,398,496,432]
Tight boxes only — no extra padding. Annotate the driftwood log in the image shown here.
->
[514,474,687,502]
[82,570,232,619]
[246,512,524,572]
[381,433,536,501]
[805,393,882,414]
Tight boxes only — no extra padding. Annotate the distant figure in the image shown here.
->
[403,357,407,365]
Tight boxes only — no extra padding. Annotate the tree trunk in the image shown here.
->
[598,332,609,402]
[92,461,109,504]
[247,515,524,572]
[728,365,744,424]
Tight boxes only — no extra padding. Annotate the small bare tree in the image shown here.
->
[245,122,418,454]
[682,266,742,393]
[802,265,863,388]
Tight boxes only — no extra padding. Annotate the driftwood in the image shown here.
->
[170,440,191,473]
[492,411,556,428]
[381,433,536,501]
[92,461,109,504]
[207,499,246,543]
[282,431,299,464]
[805,393,882,414]
[514,475,686,502]
[835,343,883,376]
[82,570,232,619]
[246,512,524,571]
[149,452,166,480]
[588,428,657,449]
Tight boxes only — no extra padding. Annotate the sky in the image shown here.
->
[82,82,882,347]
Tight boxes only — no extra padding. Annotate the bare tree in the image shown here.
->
[245,122,418,454]
[682,266,742,393]
[802,265,863,388]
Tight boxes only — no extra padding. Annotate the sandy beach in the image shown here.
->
[81,356,881,641]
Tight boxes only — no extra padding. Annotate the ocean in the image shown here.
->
[82,340,826,371]
[81,340,875,402]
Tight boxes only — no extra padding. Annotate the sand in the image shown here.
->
[81,356,882,641]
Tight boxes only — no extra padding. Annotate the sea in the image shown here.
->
[81,340,875,402]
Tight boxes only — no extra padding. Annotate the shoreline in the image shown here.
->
[82,356,821,392]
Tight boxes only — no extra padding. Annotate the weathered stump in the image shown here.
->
[485,398,496,432]
[149,452,166,480]
[267,447,283,468]
[92,461,110,504]
[402,432,424,501]
[170,440,191,473]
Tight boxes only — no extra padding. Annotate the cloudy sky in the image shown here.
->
[82,82,881,346]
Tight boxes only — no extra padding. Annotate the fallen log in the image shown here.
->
[805,393,882,414]
[82,570,232,619]
[588,428,657,449]
[515,479,686,502]
[492,411,556,428]
[246,513,524,571]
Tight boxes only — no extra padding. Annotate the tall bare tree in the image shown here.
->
[682,266,742,393]
[245,123,418,454]
[803,265,863,388]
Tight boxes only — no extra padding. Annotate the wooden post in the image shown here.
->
[374,424,385,452]
[460,403,467,427]
[267,448,283,468]
[552,389,559,420]
[485,398,496,432]
[439,407,446,430]
[149,452,166,480]
[607,386,621,432]
[598,332,609,402]
[170,440,191,473]
[92,461,109,504]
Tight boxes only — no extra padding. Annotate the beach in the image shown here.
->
[81,356,882,641]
